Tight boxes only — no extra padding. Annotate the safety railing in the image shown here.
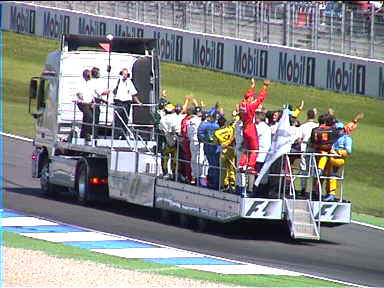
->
[124,125,346,202]
[63,100,346,201]
[67,101,157,150]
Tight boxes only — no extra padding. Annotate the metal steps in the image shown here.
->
[285,199,320,240]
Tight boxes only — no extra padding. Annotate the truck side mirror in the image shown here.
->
[29,79,38,99]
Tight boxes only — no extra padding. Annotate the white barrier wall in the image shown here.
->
[2,1,384,99]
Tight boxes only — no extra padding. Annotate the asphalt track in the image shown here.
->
[3,136,384,287]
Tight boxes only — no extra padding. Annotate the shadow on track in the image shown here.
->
[4,186,338,246]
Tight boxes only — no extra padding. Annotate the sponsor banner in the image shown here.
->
[311,202,351,223]
[241,198,283,219]
[190,35,225,70]
[38,7,71,39]
[275,51,316,86]
[150,28,184,63]
[228,40,269,78]
[324,59,366,95]
[77,14,107,37]
[113,21,144,38]
[1,1,384,98]
[7,3,36,35]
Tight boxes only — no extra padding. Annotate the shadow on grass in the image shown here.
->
[4,186,338,246]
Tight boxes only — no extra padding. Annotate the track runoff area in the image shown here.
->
[1,133,380,287]
[2,208,367,288]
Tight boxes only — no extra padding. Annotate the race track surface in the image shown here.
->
[3,136,384,287]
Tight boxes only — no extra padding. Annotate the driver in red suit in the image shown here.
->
[238,79,270,173]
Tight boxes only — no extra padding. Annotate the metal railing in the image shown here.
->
[28,1,384,60]
[62,99,346,201]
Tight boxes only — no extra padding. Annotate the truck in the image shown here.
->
[29,34,352,241]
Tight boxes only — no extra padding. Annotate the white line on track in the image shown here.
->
[0,132,33,142]
[351,220,384,231]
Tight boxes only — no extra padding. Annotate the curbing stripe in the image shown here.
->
[351,220,384,231]
[2,209,369,286]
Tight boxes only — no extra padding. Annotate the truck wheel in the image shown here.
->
[76,162,90,205]
[40,161,57,197]
[195,218,208,233]
[179,213,191,228]
[160,209,172,224]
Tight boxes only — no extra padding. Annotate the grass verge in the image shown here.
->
[3,231,345,287]
[352,212,384,227]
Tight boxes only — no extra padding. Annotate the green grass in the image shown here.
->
[352,212,384,227]
[2,30,384,217]
[4,231,345,287]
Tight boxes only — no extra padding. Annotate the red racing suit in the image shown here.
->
[239,88,268,170]
[181,114,193,182]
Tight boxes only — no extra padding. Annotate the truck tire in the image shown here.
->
[76,162,90,205]
[40,160,58,197]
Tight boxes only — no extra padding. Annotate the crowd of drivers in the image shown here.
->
[151,79,363,202]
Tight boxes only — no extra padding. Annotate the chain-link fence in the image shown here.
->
[27,1,384,60]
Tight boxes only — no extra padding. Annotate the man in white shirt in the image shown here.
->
[76,69,94,141]
[159,104,180,178]
[298,108,319,194]
[112,68,142,138]
[253,110,272,197]
[188,107,205,185]
[90,67,110,139]
[255,110,272,171]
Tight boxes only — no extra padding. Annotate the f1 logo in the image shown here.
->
[246,201,267,216]
[315,204,336,220]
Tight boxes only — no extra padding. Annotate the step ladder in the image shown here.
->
[285,199,320,240]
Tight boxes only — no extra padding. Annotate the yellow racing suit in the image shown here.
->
[213,123,236,191]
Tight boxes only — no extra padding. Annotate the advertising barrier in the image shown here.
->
[2,1,383,98]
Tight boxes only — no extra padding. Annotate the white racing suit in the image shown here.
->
[159,112,180,177]
[234,119,246,189]
[188,115,208,183]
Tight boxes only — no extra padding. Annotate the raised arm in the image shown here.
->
[251,80,270,109]
[182,94,193,114]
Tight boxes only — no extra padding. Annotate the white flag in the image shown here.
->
[255,109,293,187]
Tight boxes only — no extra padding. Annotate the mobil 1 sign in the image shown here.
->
[315,53,373,97]
[267,49,316,87]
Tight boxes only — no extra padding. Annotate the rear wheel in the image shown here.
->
[194,218,209,233]
[40,160,58,197]
[76,162,90,205]
[179,213,191,228]
[160,209,173,224]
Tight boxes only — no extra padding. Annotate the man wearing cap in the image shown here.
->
[322,121,353,202]
[238,79,270,173]
[198,111,220,190]
[159,104,179,179]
